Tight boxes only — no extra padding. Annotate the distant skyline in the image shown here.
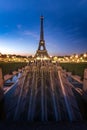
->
[0,0,87,56]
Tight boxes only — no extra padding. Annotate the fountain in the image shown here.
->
[4,61,82,122]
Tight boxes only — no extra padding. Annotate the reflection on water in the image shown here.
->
[5,73,21,84]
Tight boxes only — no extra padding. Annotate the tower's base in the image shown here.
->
[34,50,50,60]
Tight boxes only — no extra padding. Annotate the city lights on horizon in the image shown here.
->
[0,52,87,63]
[0,51,87,58]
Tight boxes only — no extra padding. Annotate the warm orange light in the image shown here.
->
[75,54,78,58]
[83,53,87,57]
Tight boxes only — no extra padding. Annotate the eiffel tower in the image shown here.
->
[34,16,50,60]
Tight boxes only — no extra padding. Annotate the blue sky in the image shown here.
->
[0,0,87,56]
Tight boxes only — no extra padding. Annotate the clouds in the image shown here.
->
[22,30,39,40]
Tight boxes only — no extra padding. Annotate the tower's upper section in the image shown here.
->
[40,16,44,41]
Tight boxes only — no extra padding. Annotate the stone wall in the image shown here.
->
[83,69,87,91]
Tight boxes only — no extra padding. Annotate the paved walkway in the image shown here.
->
[0,122,87,130]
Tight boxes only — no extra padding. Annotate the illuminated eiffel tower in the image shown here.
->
[34,16,50,60]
